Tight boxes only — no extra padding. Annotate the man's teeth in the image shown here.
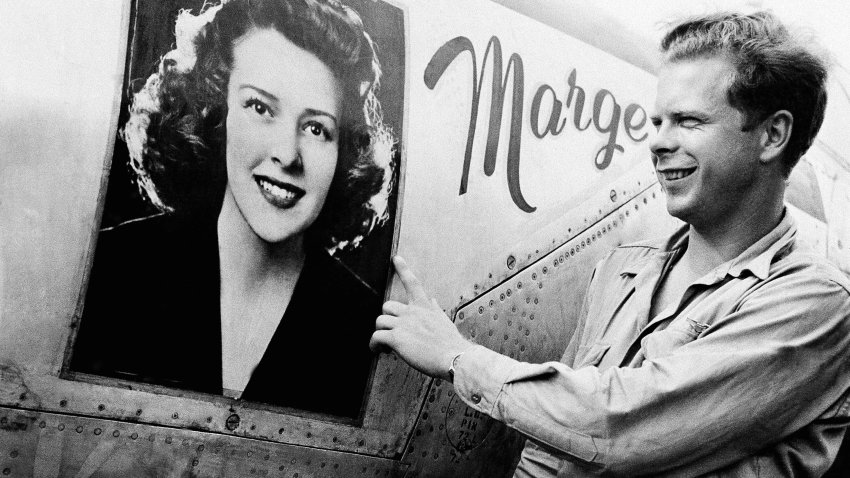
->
[259,179,297,200]
[663,169,694,180]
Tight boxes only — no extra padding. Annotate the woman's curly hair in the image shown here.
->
[123,0,395,251]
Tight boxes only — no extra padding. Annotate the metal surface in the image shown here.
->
[0,0,848,476]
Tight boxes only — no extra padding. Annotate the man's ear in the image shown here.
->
[759,110,793,165]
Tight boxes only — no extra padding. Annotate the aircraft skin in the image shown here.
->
[0,0,847,477]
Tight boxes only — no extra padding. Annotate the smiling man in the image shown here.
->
[371,11,850,477]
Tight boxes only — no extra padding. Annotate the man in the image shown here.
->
[371,11,850,477]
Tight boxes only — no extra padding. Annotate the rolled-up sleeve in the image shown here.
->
[451,271,850,475]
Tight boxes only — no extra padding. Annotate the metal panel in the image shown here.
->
[0,406,407,478]
[399,184,678,477]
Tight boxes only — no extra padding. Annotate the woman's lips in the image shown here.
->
[255,176,305,209]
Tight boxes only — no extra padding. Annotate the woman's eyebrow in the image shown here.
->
[238,84,279,102]
[303,108,338,124]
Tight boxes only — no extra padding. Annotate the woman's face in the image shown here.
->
[224,28,342,245]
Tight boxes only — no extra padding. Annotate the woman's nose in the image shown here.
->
[270,126,303,171]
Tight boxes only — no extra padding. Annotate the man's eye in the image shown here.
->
[680,118,701,128]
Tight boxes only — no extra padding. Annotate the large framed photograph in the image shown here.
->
[64,0,405,421]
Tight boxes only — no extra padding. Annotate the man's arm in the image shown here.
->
[372,256,850,475]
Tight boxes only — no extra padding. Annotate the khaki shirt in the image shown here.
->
[453,212,850,477]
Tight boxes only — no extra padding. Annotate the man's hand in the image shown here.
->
[370,256,472,380]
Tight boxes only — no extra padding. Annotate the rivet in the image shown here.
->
[610,189,617,202]
[532,273,537,280]
[473,284,479,290]
[2,468,9,476]
[470,329,476,337]
[643,197,648,204]
[113,430,120,437]
[506,289,512,297]
[225,414,240,431]
[76,426,83,434]
[458,312,464,320]
[59,400,67,407]
[250,424,256,431]
[488,330,493,336]
[279,428,285,434]
[511,305,517,312]
[98,404,105,411]
[652,192,656,198]
[534,298,539,304]
[507,255,516,270]
[478,306,484,314]
[503,334,509,341]
[136,409,143,416]
[530,314,535,320]
[489,300,494,307]
[192,459,199,467]
[9,450,18,458]
[39,421,46,429]
[172,412,179,419]
[507,320,512,326]
[517,281,523,289]
[539,283,543,289]
[493,313,498,320]
[166,436,172,444]
[525,330,530,336]
[57,424,65,431]
[131,433,138,440]
[306,432,312,438]
[499,293,505,301]
[542,267,548,274]
[94,428,102,436]
[570,248,575,256]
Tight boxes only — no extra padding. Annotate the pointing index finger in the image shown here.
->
[393,256,430,305]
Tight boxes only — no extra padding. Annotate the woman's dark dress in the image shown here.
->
[70,213,379,418]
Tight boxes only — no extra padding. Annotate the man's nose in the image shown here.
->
[649,122,677,158]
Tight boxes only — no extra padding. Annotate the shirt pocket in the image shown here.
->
[641,317,708,361]
[574,343,611,369]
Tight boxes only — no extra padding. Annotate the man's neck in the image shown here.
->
[683,199,784,277]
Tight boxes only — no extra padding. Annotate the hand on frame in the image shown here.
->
[370,256,472,381]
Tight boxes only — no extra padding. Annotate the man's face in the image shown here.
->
[650,55,765,229]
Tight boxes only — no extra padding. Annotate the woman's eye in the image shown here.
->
[245,98,272,117]
[303,121,333,141]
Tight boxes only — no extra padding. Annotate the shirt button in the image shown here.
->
[471,393,481,404]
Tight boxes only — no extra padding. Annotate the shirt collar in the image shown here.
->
[619,210,796,282]
[723,209,796,280]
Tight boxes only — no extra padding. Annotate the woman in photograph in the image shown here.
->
[71,0,395,419]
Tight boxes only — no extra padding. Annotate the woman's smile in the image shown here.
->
[255,175,305,209]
